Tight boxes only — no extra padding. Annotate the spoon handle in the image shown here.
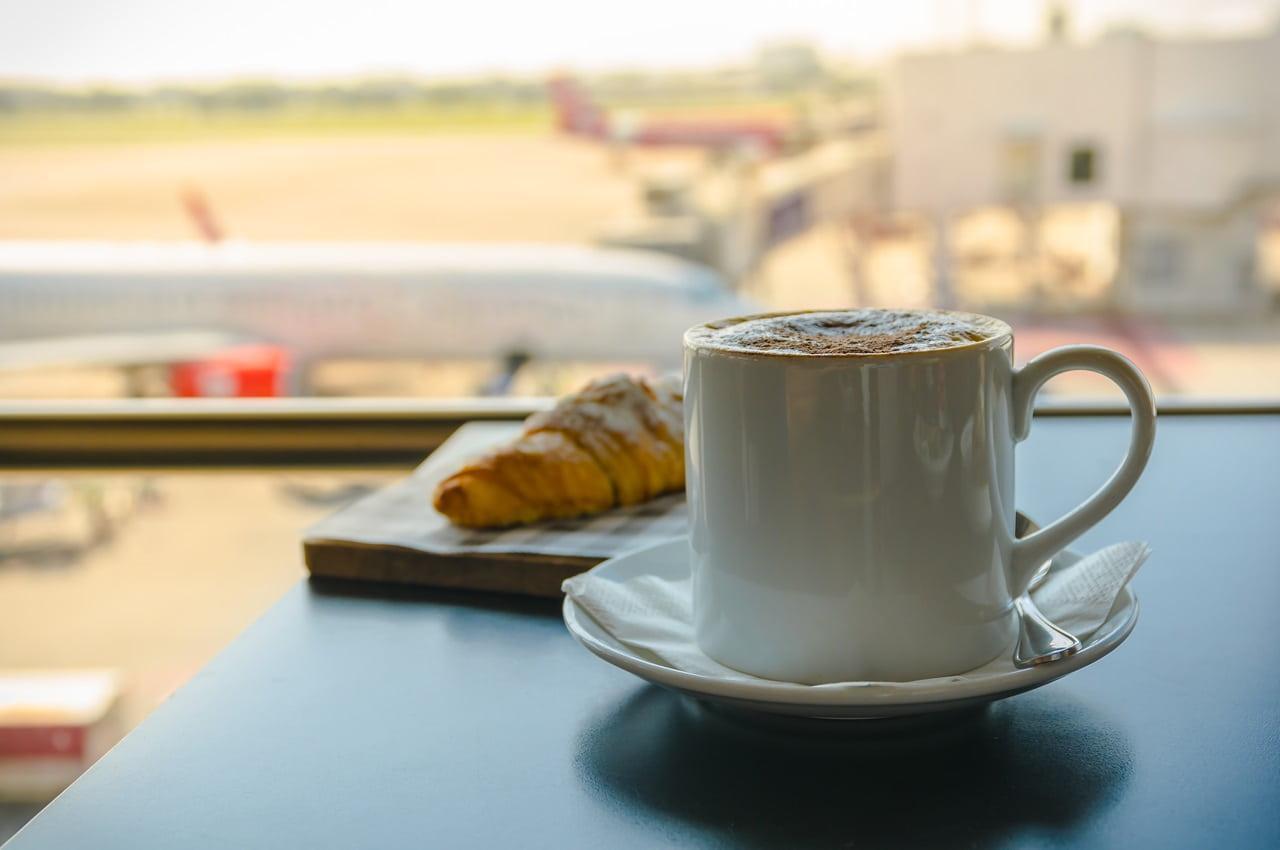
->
[1013,594,1083,668]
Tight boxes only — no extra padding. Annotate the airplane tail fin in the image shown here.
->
[181,185,225,244]
[547,75,607,137]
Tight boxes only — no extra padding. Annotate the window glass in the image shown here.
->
[0,470,397,834]
[2,3,1279,401]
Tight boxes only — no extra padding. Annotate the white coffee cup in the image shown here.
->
[683,308,1156,684]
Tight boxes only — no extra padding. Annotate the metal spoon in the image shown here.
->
[1012,513,1082,668]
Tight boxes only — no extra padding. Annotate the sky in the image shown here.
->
[0,0,1275,84]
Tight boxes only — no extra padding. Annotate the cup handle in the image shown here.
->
[1009,345,1157,595]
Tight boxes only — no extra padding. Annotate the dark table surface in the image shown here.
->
[6,414,1279,849]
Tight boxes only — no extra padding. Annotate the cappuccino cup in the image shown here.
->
[683,308,1156,683]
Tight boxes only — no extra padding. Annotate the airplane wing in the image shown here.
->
[0,329,249,373]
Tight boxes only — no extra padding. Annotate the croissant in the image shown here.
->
[432,374,684,528]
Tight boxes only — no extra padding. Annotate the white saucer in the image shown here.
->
[563,538,1139,719]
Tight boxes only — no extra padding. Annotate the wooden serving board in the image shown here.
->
[302,422,686,598]
[302,541,597,598]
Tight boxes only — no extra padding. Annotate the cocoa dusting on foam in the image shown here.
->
[689,310,1001,356]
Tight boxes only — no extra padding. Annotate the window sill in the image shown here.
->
[0,396,1274,469]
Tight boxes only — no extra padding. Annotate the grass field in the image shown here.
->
[0,95,795,147]
[0,105,553,146]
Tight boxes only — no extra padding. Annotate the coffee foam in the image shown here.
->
[687,309,1005,357]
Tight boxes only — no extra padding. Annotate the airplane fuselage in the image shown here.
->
[0,242,756,372]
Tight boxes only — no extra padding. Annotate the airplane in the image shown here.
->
[0,241,757,396]
[548,76,793,156]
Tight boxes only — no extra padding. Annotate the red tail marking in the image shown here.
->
[181,185,225,244]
